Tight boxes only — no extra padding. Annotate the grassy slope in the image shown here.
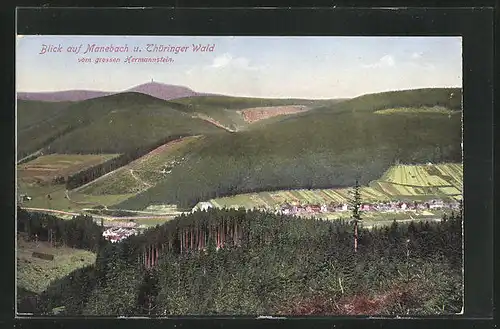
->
[17,181,134,212]
[115,88,462,210]
[79,136,204,195]
[17,235,96,294]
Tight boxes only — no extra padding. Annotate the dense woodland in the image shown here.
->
[17,205,463,316]
[116,110,462,210]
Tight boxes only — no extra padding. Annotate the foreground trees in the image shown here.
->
[18,207,462,316]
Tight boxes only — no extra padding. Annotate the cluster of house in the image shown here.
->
[102,226,139,243]
[275,199,460,216]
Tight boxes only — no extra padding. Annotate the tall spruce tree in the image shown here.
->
[349,179,363,252]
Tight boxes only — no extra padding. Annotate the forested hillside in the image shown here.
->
[115,88,462,210]
[17,92,226,158]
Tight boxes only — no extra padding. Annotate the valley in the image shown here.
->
[17,84,462,229]
[16,82,464,316]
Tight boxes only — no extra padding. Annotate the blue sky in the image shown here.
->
[16,36,462,99]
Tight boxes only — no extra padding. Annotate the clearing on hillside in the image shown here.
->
[16,234,96,294]
[18,154,120,184]
[238,105,310,123]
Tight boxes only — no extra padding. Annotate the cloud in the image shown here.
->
[209,53,259,71]
[411,52,423,59]
[362,55,395,68]
[211,53,233,68]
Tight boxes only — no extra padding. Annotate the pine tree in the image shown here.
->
[349,179,363,252]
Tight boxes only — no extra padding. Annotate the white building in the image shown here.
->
[192,201,214,212]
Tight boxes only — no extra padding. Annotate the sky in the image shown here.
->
[16,36,462,99]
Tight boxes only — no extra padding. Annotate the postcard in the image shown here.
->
[16,35,463,317]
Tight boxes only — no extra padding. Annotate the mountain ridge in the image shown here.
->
[17,82,218,102]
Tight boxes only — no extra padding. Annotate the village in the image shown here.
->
[274,199,460,216]
[102,222,139,243]
[98,198,461,243]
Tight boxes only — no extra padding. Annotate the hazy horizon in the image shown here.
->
[16,35,462,99]
[16,82,462,100]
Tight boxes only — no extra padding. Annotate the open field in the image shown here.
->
[18,154,120,184]
[380,164,460,187]
[18,182,134,212]
[17,234,96,294]
[194,163,462,212]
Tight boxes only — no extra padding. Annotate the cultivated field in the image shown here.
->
[199,163,463,211]
[17,234,96,294]
[18,154,119,184]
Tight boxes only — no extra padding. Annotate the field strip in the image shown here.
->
[376,180,454,188]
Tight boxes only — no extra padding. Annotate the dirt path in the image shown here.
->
[192,113,236,133]
[129,169,152,188]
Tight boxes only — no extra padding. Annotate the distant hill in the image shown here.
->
[17,92,227,158]
[126,82,210,100]
[17,90,112,102]
[114,88,462,210]
[17,82,215,103]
